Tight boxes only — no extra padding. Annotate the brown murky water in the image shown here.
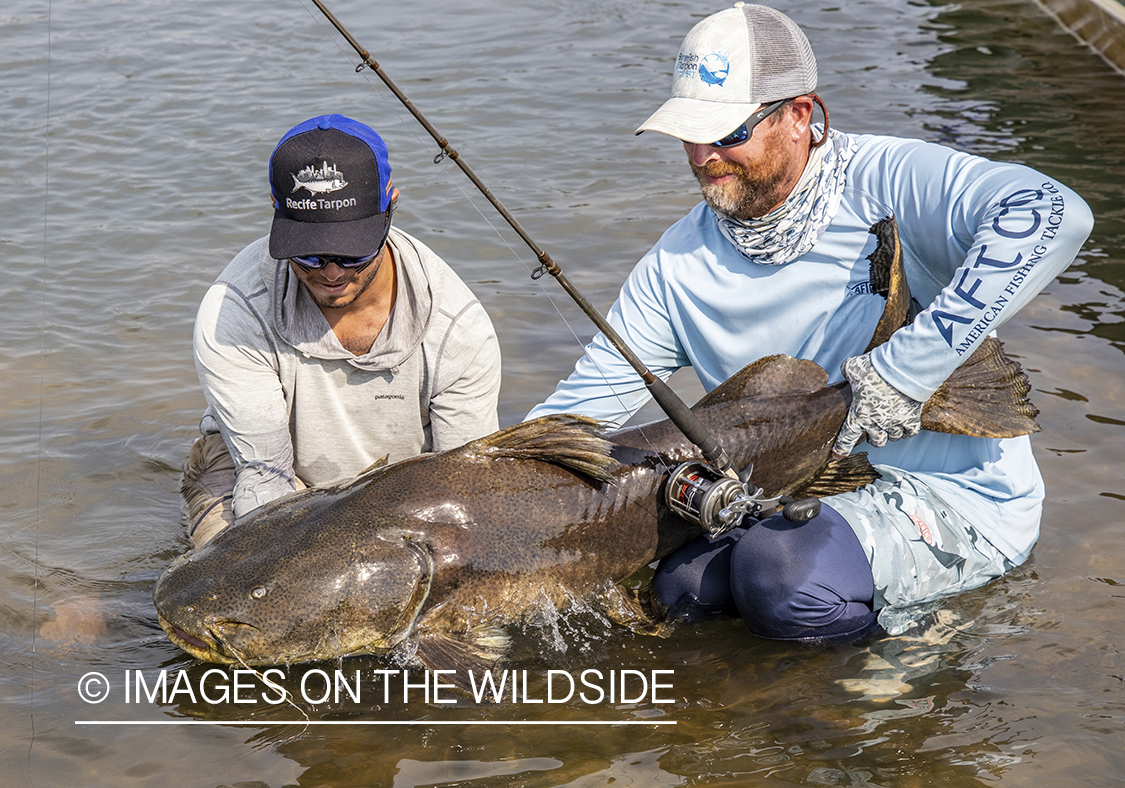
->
[4,0,1123,785]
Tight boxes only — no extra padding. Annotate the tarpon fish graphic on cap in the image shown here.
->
[698,52,729,86]
[291,161,348,195]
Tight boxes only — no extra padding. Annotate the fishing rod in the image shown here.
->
[306,0,742,482]
[307,0,830,531]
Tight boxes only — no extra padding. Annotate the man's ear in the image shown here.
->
[788,96,816,141]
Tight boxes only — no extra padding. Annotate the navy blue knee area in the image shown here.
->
[730,504,876,641]
[654,529,743,621]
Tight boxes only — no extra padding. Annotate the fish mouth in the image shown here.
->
[157,613,258,664]
[158,614,224,662]
[158,613,355,666]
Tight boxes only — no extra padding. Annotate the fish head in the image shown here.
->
[154,516,434,666]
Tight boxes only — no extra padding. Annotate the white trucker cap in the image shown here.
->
[636,3,818,144]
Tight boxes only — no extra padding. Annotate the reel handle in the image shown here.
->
[779,496,822,522]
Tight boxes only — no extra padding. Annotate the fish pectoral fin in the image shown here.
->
[413,605,510,690]
[793,452,882,498]
[598,583,674,638]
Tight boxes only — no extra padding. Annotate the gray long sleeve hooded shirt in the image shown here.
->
[194,227,502,518]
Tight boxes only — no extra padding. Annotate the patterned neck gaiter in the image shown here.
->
[714,127,858,266]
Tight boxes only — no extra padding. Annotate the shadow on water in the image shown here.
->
[6,0,1125,785]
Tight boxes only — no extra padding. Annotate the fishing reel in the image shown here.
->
[665,460,822,535]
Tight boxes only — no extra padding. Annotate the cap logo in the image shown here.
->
[698,53,729,86]
[675,52,699,79]
[291,161,348,196]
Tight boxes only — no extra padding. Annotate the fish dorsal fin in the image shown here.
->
[866,216,899,299]
[358,455,390,475]
[458,414,617,483]
[693,355,829,410]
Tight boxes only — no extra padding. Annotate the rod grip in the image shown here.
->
[646,376,736,477]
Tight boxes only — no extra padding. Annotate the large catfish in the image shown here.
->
[154,218,1038,677]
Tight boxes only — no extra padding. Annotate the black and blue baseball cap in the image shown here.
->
[268,114,393,260]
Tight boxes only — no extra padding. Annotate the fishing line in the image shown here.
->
[293,1,539,275]
[296,0,740,481]
[30,0,54,776]
[292,0,661,446]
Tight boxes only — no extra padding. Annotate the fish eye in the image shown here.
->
[250,586,268,600]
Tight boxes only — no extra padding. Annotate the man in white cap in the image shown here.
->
[184,114,502,546]
[529,5,1092,639]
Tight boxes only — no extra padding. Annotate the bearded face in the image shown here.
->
[688,114,806,220]
[290,251,386,310]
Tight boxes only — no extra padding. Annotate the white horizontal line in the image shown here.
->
[76,719,675,726]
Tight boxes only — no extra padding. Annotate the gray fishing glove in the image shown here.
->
[833,353,924,456]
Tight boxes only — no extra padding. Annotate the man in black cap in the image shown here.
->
[184,114,501,546]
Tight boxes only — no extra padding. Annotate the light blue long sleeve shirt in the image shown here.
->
[529,133,1093,561]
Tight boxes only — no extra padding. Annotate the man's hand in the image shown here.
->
[832,353,924,457]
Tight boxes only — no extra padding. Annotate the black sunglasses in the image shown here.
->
[289,250,380,271]
[710,99,791,148]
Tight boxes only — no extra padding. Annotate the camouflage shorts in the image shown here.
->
[826,466,1018,635]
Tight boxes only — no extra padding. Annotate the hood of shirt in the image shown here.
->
[262,227,441,372]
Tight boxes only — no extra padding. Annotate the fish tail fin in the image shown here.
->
[922,336,1040,437]
[864,215,914,352]
[863,213,1040,439]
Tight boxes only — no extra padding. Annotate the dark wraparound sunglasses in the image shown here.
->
[290,250,380,271]
[290,203,394,272]
[710,99,791,148]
